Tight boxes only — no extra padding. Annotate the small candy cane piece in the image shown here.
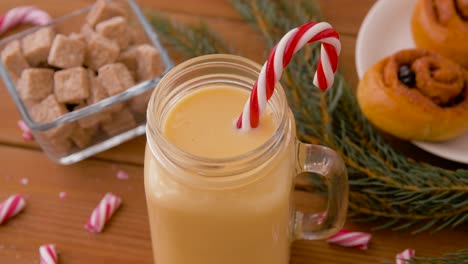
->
[39,244,58,264]
[396,248,416,264]
[17,120,34,141]
[85,193,122,233]
[116,170,129,180]
[20,178,29,185]
[0,194,26,225]
[316,212,327,225]
[326,229,372,250]
[58,191,67,200]
[0,6,52,35]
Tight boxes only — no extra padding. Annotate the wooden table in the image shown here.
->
[0,0,466,263]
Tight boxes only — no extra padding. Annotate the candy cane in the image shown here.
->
[17,120,34,141]
[116,170,129,180]
[237,21,340,130]
[39,244,58,264]
[85,193,122,233]
[326,229,372,250]
[0,194,26,225]
[396,248,415,264]
[0,6,52,35]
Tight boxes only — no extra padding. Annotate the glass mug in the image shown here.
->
[144,54,348,264]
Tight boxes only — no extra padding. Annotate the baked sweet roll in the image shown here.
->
[412,0,468,68]
[357,49,468,142]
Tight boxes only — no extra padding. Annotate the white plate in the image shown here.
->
[355,0,468,164]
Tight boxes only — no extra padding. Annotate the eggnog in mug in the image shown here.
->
[144,54,348,264]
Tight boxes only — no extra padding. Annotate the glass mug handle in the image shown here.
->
[293,140,349,240]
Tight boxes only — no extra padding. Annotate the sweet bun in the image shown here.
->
[357,49,468,142]
[411,0,468,68]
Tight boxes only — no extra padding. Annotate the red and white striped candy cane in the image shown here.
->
[18,119,34,141]
[85,192,122,233]
[237,21,340,130]
[0,194,26,225]
[39,244,58,264]
[0,6,51,35]
[326,229,372,250]
[396,248,415,264]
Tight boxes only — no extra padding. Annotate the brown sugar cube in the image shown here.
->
[1,40,30,81]
[97,63,135,96]
[70,126,97,149]
[40,134,73,157]
[117,46,138,79]
[85,33,119,70]
[48,34,86,68]
[107,102,125,113]
[23,98,40,109]
[54,67,90,103]
[136,44,164,82]
[69,33,86,45]
[87,69,123,111]
[80,23,95,42]
[30,95,67,122]
[90,73,119,111]
[30,94,75,138]
[76,104,112,128]
[78,111,112,128]
[95,16,130,50]
[129,90,153,115]
[87,72,106,103]
[129,28,149,45]
[18,68,54,101]
[21,27,55,66]
[101,107,137,136]
[86,0,128,27]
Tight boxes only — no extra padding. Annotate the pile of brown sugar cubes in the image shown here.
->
[1,0,165,156]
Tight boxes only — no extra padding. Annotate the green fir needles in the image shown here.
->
[409,249,468,264]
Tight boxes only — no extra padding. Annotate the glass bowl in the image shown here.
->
[0,0,173,164]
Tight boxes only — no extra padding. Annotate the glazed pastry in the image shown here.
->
[412,0,468,68]
[357,49,468,142]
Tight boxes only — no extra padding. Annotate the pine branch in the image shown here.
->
[410,249,468,264]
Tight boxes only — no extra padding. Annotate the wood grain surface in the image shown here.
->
[0,0,466,263]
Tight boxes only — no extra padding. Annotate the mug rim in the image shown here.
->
[146,54,292,180]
